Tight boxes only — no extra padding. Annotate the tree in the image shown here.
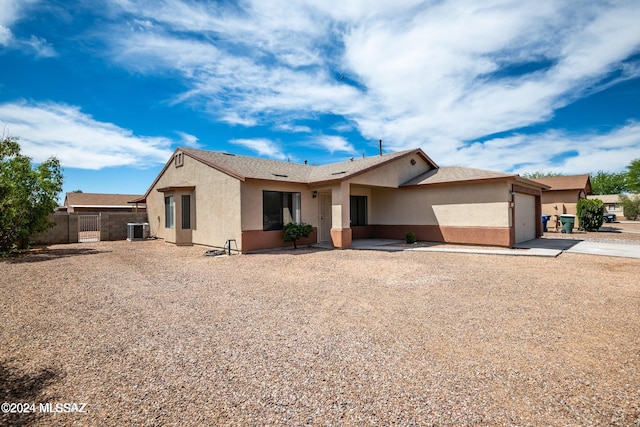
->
[589,170,628,195]
[0,136,63,252]
[283,222,313,249]
[626,158,640,193]
[619,194,640,220]
[521,171,563,179]
[576,198,604,231]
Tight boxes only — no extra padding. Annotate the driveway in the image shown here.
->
[516,238,640,259]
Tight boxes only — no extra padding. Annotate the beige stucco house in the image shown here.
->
[140,147,547,251]
[532,175,592,230]
[587,193,638,219]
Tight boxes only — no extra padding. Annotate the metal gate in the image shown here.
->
[78,215,100,242]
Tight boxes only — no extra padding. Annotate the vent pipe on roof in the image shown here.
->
[379,140,382,156]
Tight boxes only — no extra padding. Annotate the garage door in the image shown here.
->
[514,193,536,243]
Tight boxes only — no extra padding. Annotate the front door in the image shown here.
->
[319,193,332,242]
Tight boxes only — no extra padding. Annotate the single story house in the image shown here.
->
[531,174,592,230]
[588,193,638,219]
[60,192,146,213]
[140,147,547,251]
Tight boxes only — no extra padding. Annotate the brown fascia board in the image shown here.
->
[310,149,438,186]
[156,185,196,192]
[514,176,550,190]
[401,175,514,188]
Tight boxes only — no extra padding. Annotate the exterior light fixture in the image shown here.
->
[312,191,318,198]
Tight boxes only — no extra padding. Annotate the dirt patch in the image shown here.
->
[1,240,639,425]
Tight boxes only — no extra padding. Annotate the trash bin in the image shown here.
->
[559,214,575,234]
[541,214,551,232]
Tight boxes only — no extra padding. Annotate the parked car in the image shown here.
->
[603,212,617,223]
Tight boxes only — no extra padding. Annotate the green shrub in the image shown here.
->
[619,194,640,220]
[576,198,604,231]
[405,231,416,244]
[283,222,314,249]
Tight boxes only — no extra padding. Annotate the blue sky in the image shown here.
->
[1,0,639,199]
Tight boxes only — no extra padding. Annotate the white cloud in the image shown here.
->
[176,131,200,148]
[23,35,56,57]
[450,122,640,175]
[0,0,50,55]
[0,101,174,169]
[229,138,287,160]
[314,135,356,154]
[102,0,640,165]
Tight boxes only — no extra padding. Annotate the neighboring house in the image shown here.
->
[531,175,592,230]
[140,147,547,251]
[588,194,638,219]
[61,192,146,213]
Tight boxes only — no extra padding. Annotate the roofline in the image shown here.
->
[182,149,247,181]
[311,149,438,186]
[402,174,550,189]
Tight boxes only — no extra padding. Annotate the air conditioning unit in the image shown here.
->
[127,222,149,241]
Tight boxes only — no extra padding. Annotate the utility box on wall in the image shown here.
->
[127,222,150,241]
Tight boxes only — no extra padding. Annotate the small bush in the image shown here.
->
[619,194,640,220]
[405,231,416,244]
[283,222,314,249]
[576,198,604,231]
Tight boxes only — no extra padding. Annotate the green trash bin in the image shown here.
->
[560,214,575,234]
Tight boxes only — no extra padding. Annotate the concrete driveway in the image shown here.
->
[332,238,640,259]
[516,238,640,259]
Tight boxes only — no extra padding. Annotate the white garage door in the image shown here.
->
[514,193,536,243]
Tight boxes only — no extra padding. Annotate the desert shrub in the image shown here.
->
[619,194,640,220]
[576,198,604,231]
[283,222,314,249]
[405,231,416,244]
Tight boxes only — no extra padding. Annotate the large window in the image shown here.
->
[350,195,367,226]
[263,191,301,231]
[165,195,175,228]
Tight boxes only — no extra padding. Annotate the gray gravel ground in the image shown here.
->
[1,240,639,426]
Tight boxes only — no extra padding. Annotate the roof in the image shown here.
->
[180,147,438,185]
[402,166,548,188]
[587,194,637,203]
[531,174,591,192]
[64,192,145,207]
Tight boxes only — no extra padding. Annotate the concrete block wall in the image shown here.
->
[100,213,148,241]
[31,212,148,245]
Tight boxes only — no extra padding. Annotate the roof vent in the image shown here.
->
[331,171,347,175]
[223,152,236,156]
[272,173,288,178]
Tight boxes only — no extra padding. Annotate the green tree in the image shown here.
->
[619,194,640,220]
[626,158,640,192]
[0,136,63,252]
[283,222,313,249]
[576,198,604,231]
[589,170,628,195]
[521,171,563,179]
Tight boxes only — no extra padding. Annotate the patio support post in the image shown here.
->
[330,181,352,248]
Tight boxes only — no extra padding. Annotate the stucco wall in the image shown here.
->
[349,153,433,187]
[240,180,317,231]
[370,182,511,227]
[147,153,242,248]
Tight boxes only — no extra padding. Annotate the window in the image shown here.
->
[350,195,367,226]
[181,195,191,229]
[263,191,301,231]
[165,195,174,228]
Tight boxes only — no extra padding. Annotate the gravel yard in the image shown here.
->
[1,240,639,426]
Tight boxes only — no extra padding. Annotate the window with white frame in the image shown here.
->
[165,195,175,228]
